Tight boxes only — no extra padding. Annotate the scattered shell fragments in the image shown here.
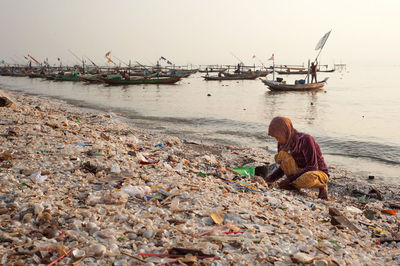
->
[71,249,86,259]
[0,88,399,265]
[88,244,107,257]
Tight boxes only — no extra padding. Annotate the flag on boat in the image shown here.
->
[160,56,166,61]
[57,58,61,61]
[105,51,111,57]
[24,56,29,60]
[107,57,114,63]
[268,54,274,60]
[315,30,331,50]
[27,54,40,64]
[166,60,172,65]
[252,55,256,59]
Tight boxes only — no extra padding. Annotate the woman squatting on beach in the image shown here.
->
[265,116,329,200]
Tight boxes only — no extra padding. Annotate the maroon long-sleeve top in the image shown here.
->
[269,132,329,182]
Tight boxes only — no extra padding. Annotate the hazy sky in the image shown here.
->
[1,0,399,67]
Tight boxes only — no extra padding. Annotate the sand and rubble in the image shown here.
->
[1,88,400,265]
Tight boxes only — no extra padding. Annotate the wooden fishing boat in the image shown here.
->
[157,72,191,78]
[222,72,259,78]
[53,75,84,82]
[198,68,227,73]
[203,75,255,81]
[101,76,181,85]
[45,74,56,80]
[3,72,28,77]
[0,72,12,76]
[276,70,309,75]
[29,73,47,78]
[203,72,259,81]
[261,78,328,91]
[254,70,270,77]
[80,74,106,83]
[15,73,28,77]
[276,69,335,75]
[318,69,335,73]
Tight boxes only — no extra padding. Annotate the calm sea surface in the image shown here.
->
[1,65,399,184]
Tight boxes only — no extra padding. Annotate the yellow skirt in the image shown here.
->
[274,151,328,189]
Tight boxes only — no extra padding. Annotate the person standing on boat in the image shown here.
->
[264,116,329,200]
[235,63,241,74]
[311,62,318,83]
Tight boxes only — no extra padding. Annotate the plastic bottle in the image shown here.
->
[121,185,151,197]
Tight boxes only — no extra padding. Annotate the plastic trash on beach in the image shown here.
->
[198,171,207,177]
[74,142,87,147]
[344,206,363,215]
[382,209,398,215]
[233,167,255,177]
[29,171,48,183]
[121,185,151,197]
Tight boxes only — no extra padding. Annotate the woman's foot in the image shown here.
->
[318,184,329,200]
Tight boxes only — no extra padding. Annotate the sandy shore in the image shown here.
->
[1,88,400,265]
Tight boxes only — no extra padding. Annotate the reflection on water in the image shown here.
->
[1,65,399,184]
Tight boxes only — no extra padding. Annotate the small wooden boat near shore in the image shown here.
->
[101,76,181,85]
[261,78,328,91]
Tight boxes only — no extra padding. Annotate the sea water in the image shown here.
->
[1,65,399,184]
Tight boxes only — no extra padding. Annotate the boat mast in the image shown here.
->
[67,49,83,65]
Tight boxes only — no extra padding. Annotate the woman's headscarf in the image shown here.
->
[268,116,298,152]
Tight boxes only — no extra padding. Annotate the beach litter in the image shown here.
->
[0,88,399,265]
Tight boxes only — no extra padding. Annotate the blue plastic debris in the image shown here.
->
[74,142,87,147]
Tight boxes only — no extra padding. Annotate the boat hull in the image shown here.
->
[53,76,84,82]
[261,79,326,91]
[203,73,259,80]
[276,70,309,75]
[276,69,335,75]
[102,76,181,85]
